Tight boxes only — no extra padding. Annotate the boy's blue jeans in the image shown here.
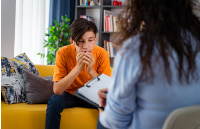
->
[45,92,96,129]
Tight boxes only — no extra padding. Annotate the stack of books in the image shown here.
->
[80,0,100,6]
[104,10,121,32]
[80,15,95,23]
[104,40,116,58]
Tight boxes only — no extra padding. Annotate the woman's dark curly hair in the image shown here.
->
[114,0,200,84]
[70,18,97,46]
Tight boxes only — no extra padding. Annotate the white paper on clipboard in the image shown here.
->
[78,74,112,105]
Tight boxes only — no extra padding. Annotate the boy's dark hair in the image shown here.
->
[70,18,98,46]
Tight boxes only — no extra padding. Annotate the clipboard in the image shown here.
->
[73,74,111,110]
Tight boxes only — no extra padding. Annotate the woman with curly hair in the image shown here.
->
[97,0,200,129]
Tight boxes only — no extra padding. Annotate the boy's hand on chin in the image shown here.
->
[83,52,95,73]
[76,52,85,72]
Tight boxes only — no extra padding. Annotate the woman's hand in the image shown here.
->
[98,88,108,116]
[98,107,104,116]
[98,88,108,107]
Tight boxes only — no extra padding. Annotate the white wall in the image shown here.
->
[1,0,16,58]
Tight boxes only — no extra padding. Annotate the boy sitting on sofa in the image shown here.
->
[45,18,111,129]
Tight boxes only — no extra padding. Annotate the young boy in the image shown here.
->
[45,18,111,129]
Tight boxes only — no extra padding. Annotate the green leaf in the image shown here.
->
[64,33,68,37]
[45,33,50,36]
[37,53,45,58]
[64,24,69,28]
[54,20,59,25]
[47,60,51,64]
[53,35,57,40]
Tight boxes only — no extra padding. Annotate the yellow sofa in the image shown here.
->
[2,65,108,129]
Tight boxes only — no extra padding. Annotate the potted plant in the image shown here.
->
[37,15,71,64]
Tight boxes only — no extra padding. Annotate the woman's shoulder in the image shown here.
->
[119,34,141,58]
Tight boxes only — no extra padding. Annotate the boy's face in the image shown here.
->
[70,31,98,53]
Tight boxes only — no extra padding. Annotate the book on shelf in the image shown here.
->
[104,10,111,32]
[104,10,121,32]
[104,40,107,50]
[103,40,116,58]
[109,41,114,57]
[106,41,111,57]
[107,15,110,32]
[80,15,95,23]
[110,15,113,32]
[113,16,117,32]
[115,17,121,32]
[80,0,101,6]
[80,0,82,6]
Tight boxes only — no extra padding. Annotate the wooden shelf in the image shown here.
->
[77,6,101,8]
[102,5,126,8]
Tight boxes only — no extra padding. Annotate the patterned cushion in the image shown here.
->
[1,53,40,104]
[10,53,40,76]
[1,57,23,104]
[10,53,40,100]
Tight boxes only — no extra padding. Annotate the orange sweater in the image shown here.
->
[53,45,111,95]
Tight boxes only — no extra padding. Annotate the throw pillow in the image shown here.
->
[10,53,40,102]
[23,70,54,104]
[1,57,24,104]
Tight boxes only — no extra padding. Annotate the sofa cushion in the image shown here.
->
[23,70,54,104]
[10,53,40,76]
[1,100,99,129]
[10,53,40,102]
[1,56,23,104]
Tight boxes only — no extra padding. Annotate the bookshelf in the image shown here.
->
[75,0,126,66]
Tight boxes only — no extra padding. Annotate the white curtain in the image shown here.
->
[15,0,50,65]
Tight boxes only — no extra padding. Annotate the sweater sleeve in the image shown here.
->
[100,36,141,129]
[53,49,68,82]
[97,49,111,77]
